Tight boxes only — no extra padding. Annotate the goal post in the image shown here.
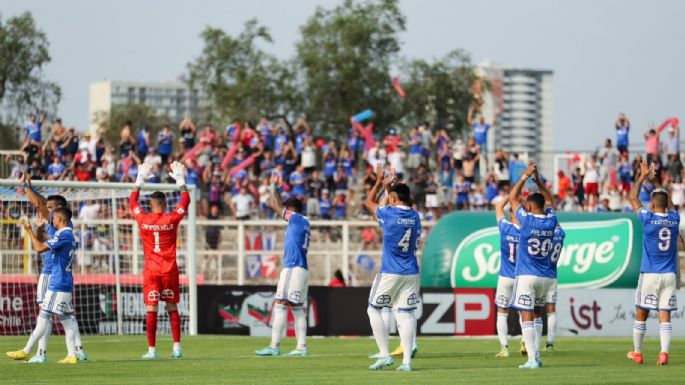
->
[0,179,198,337]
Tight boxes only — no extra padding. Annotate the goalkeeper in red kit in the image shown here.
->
[130,161,190,360]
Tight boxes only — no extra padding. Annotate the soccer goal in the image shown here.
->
[0,179,198,337]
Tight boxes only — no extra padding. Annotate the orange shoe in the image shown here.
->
[627,351,643,364]
[657,352,668,366]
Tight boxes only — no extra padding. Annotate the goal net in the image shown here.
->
[0,179,198,337]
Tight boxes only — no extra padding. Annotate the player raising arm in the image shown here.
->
[7,208,79,364]
[493,194,519,358]
[508,161,558,369]
[363,164,421,372]
[20,173,87,362]
[627,160,678,365]
[256,172,312,357]
[131,161,190,359]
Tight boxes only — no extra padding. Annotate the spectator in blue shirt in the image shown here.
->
[157,125,175,164]
[47,155,66,180]
[615,113,630,155]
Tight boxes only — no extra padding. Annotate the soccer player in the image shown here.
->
[131,161,190,359]
[494,196,520,358]
[544,224,565,351]
[19,174,87,363]
[627,160,678,365]
[364,164,421,372]
[256,172,312,357]
[508,161,557,369]
[7,207,79,364]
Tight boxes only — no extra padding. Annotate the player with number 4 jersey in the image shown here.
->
[256,172,312,357]
[627,160,679,366]
[363,164,421,372]
[130,161,190,360]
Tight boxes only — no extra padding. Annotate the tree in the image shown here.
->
[93,103,166,147]
[0,12,61,129]
[295,0,406,135]
[187,19,300,124]
[400,50,476,135]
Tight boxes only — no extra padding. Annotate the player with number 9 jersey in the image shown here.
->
[130,190,190,306]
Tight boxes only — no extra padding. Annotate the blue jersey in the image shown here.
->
[616,124,629,146]
[289,171,306,196]
[158,131,174,155]
[283,210,311,269]
[45,211,75,275]
[515,206,558,278]
[137,130,148,154]
[638,209,680,273]
[375,205,421,275]
[46,227,76,292]
[497,218,519,279]
[472,123,490,145]
[550,226,566,278]
[24,122,42,142]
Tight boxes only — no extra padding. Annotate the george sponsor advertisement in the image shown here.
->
[422,212,642,289]
[557,289,685,337]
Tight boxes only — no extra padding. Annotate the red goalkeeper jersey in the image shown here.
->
[130,191,190,276]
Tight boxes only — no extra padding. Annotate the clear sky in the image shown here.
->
[1,0,683,151]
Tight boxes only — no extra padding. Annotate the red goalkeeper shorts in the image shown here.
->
[144,274,180,305]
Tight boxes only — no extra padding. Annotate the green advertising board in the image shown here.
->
[421,212,643,288]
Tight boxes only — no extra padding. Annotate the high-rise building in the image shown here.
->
[89,80,210,134]
[477,64,554,177]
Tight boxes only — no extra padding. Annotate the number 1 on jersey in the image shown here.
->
[153,231,161,253]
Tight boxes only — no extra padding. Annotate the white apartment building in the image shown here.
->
[89,80,209,134]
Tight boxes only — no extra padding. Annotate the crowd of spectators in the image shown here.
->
[6,111,683,221]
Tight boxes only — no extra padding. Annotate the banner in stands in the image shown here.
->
[556,289,685,337]
[421,212,642,289]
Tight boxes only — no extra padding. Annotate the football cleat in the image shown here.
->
[77,351,88,361]
[627,351,643,364]
[255,347,280,357]
[544,343,554,352]
[171,350,183,359]
[284,349,308,357]
[518,360,541,369]
[495,348,510,358]
[369,357,394,370]
[26,356,48,364]
[520,341,527,356]
[412,346,419,358]
[142,351,158,360]
[59,356,77,364]
[390,345,419,358]
[657,352,668,366]
[396,364,413,372]
[390,345,404,356]
[6,350,29,361]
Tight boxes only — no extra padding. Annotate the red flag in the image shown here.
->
[657,117,679,133]
[392,77,406,99]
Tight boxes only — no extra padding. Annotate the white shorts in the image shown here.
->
[426,194,438,208]
[368,273,420,311]
[41,290,74,315]
[546,279,558,304]
[36,273,50,304]
[275,267,309,305]
[635,273,677,311]
[495,276,515,309]
[511,275,554,311]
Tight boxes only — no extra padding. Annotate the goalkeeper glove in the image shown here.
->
[135,162,152,187]
[169,161,186,187]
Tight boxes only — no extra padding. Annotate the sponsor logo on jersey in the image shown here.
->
[147,290,160,302]
[449,219,633,289]
[161,289,175,299]
[134,207,141,215]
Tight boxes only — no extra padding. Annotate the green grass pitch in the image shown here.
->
[1,336,683,384]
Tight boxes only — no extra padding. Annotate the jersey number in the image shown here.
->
[508,242,517,264]
[302,232,311,250]
[527,238,553,257]
[65,248,75,272]
[153,231,161,253]
[658,228,671,251]
[398,228,419,253]
[550,243,563,263]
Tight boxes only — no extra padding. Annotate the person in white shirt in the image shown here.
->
[230,187,255,220]
[367,142,387,170]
